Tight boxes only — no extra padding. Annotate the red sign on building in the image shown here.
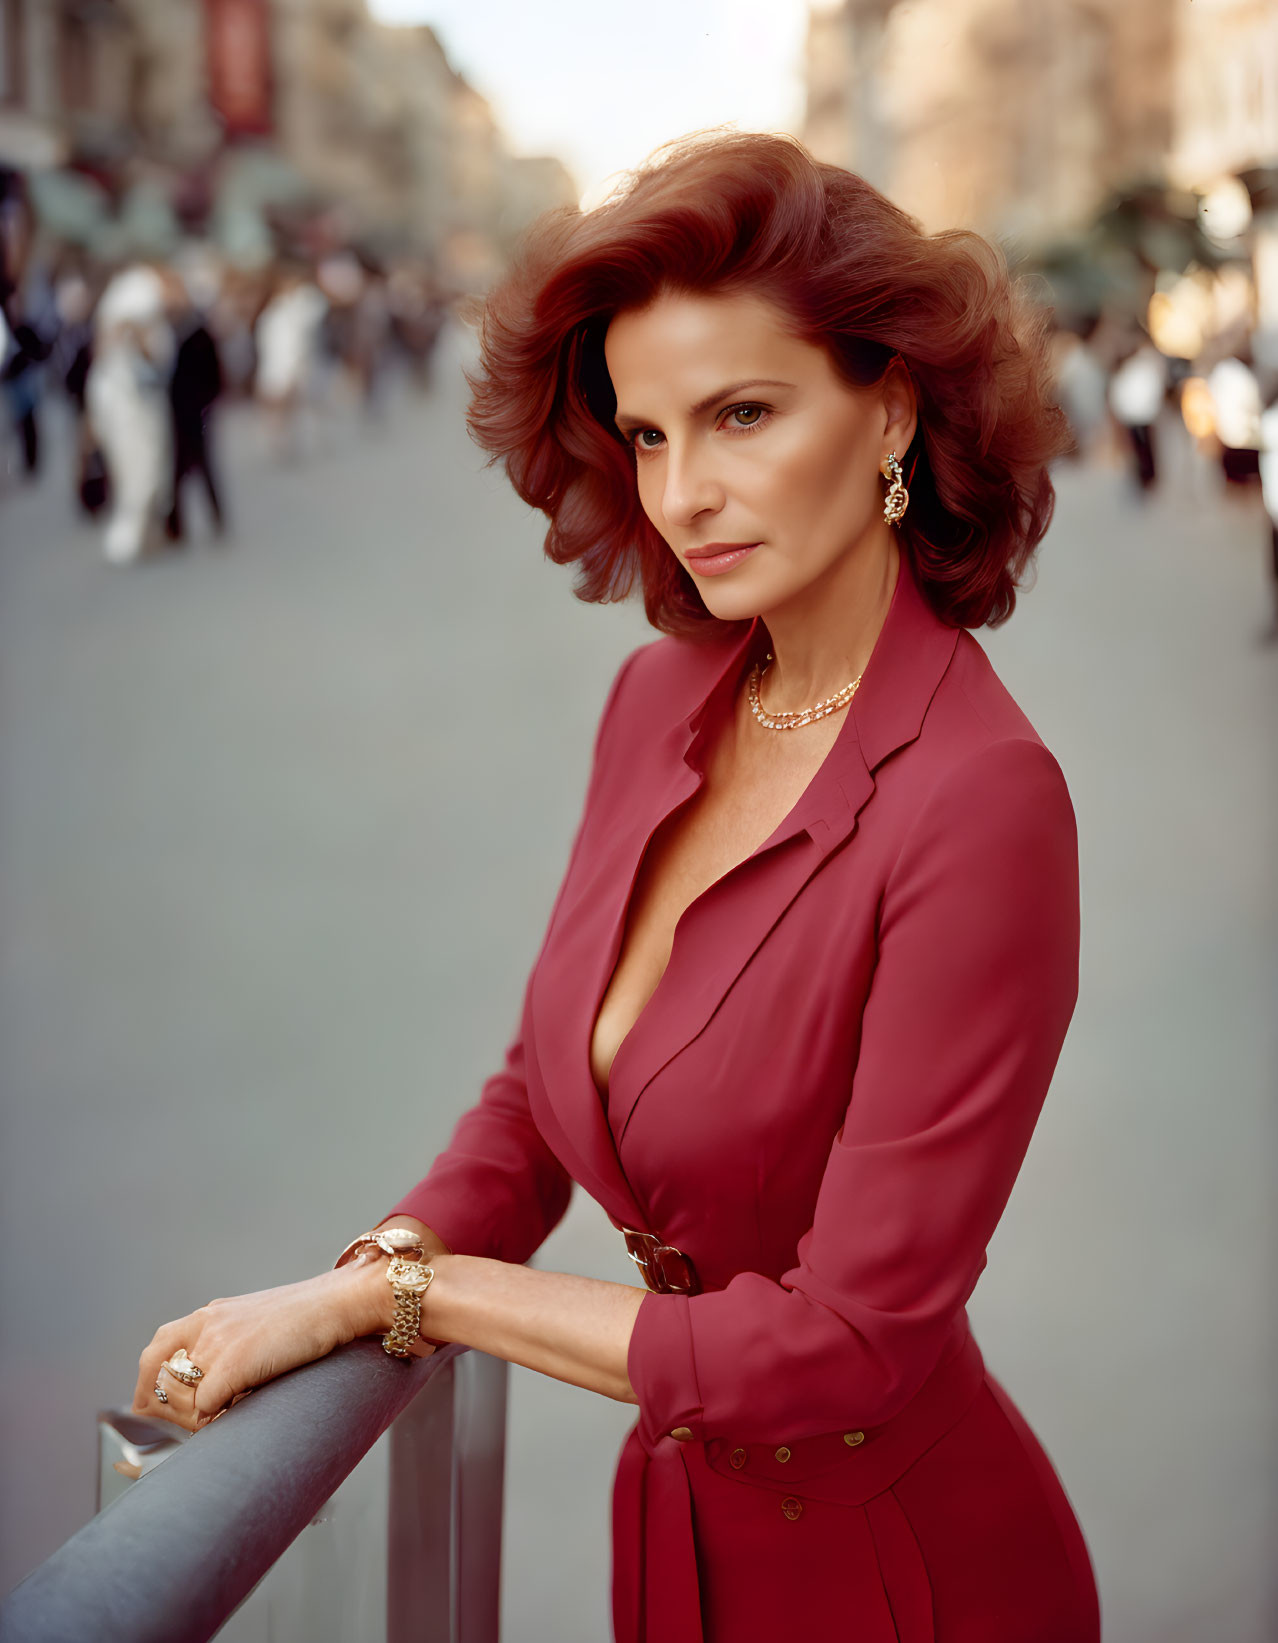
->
[204,0,274,137]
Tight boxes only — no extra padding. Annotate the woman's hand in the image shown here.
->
[132,1262,428,1432]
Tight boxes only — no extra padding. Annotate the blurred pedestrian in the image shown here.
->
[348,267,391,416]
[0,273,57,480]
[387,263,447,389]
[0,301,15,479]
[0,164,51,482]
[86,265,175,566]
[1172,373,1220,507]
[0,299,51,478]
[315,250,364,408]
[210,266,265,399]
[1107,336,1167,495]
[1052,319,1108,464]
[51,270,108,518]
[254,264,327,462]
[1206,347,1263,491]
[1258,379,1278,643]
[161,268,226,545]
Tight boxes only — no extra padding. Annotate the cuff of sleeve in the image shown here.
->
[381,1188,487,1261]
[626,1290,705,1448]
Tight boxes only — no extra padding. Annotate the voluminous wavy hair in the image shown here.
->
[463,128,1072,636]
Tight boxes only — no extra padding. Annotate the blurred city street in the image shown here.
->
[1,329,1274,1640]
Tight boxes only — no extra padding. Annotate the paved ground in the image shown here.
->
[1,332,1274,1641]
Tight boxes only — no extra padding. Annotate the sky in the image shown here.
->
[367,0,814,209]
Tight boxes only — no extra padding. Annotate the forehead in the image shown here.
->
[604,287,819,390]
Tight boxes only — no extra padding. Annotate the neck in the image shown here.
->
[756,528,900,715]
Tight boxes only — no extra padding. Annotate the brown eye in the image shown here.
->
[726,404,767,429]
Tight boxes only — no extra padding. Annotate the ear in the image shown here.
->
[881,358,918,465]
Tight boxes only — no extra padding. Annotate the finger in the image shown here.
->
[190,1372,239,1431]
[134,1346,188,1416]
[168,1357,229,1433]
[133,1319,201,1413]
[138,1362,200,1429]
[135,1330,212,1421]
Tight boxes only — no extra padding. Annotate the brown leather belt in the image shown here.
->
[619,1225,701,1295]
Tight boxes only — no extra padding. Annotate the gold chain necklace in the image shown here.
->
[746,651,863,732]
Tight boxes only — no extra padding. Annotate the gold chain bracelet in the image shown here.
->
[382,1257,436,1358]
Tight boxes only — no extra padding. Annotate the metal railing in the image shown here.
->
[0,1339,507,1643]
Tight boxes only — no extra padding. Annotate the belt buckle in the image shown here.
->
[621,1226,700,1295]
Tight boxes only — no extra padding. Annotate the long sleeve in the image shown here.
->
[384,645,644,1266]
[625,736,1081,1447]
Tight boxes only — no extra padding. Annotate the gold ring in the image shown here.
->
[160,1347,205,1386]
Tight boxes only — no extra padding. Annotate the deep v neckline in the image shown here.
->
[586,644,757,1106]
[588,775,707,1105]
[586,630,839,1105]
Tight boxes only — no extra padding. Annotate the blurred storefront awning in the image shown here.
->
[1090,180,1228,276]
[26,167,111,246]
[1028,177,1240,325]
[115,177,181,259]
[216,147,316,210]
[210,146,325,267]
[1028,232,1147,321]
[27,166,185,262]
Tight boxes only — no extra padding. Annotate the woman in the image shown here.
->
[1106,332,1167,495]
[135,132,1098,1641]
[1259,376,1278,640]
[86,265,175,565]
[1206,345,1263,491]
[253,263,328,462]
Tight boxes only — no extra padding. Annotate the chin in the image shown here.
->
[697,587,767,625]
[689,562,767,611]
[701,569,802,626]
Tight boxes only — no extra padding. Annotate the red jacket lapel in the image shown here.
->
[527,552,961,1229]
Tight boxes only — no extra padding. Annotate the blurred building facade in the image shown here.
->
[1167,0,1278,190]
[0,0,139,170]
[804,0,1277,242]
[0,0,576,284]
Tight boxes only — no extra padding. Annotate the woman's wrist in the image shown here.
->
[331,1256,397,1342]
[338,1251,450,1350]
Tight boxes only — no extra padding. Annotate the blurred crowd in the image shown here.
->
[4,160,1277,644]
[1052,309,1278,638]
[0,166,453,564]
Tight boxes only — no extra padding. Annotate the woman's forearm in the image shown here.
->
[351,1252,645,1405]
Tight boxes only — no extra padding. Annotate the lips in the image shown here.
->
[684,544,759,576]
[686,542,760,560]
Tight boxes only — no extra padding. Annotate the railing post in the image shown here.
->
[449,1351,507,1643]
[389,1347,507,1643]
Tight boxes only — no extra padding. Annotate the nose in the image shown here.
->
[660,436,723,530]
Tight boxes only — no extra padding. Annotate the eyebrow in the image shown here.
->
[613,378,796,433]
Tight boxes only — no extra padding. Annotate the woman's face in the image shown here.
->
[603,286,915,621]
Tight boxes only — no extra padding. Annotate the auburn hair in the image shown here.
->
[463,128,1072,637]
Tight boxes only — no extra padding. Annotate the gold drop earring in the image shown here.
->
[881,451,909,524]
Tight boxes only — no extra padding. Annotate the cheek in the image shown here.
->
[634,463,664,531]
[755,428,867,535]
